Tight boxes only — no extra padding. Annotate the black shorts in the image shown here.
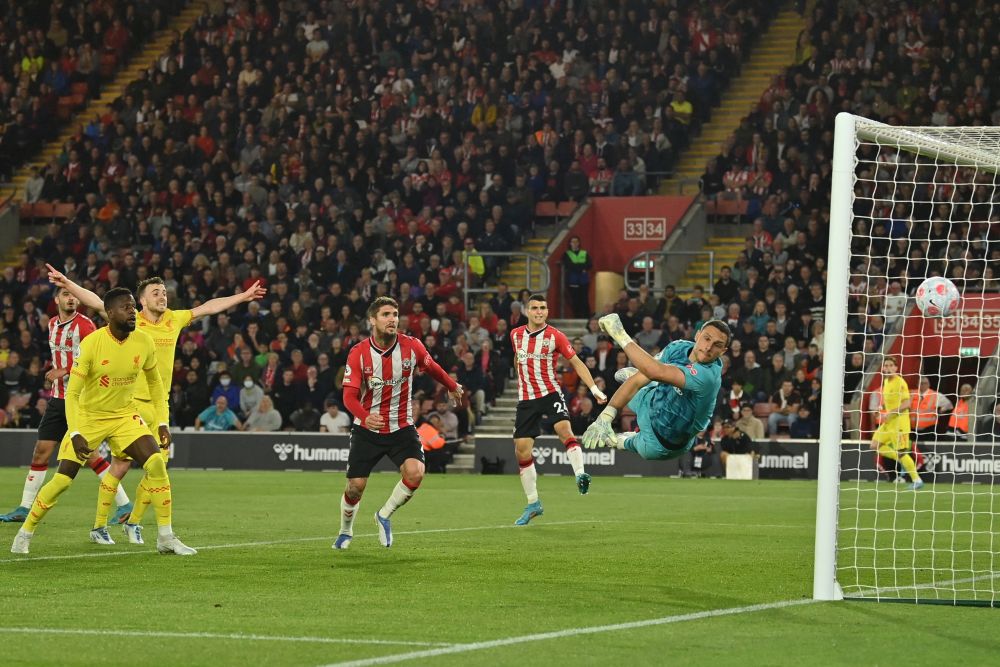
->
[346,424,424,478]
[513,392,570,439]
[37,397,68,442]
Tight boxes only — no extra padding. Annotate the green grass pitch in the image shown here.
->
[0,468,994,666]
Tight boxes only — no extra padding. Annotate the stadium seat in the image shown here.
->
[52,203,77,220]
[753,403,773,419]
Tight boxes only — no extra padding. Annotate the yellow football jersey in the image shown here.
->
[134,308,193,401]
[66,327,166,430]
[880,375,910,431]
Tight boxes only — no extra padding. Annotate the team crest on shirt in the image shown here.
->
[686,364,698,376]
[540,339,551,348]
[401,359,413,371]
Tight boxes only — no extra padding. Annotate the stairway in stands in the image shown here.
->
[0,4,204,266]
[474,317,589,438]
[497,235,552,297]
[675,233,746,295]
[660,6,806,195]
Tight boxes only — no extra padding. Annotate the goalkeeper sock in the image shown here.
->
[340,493,360,535]
[24,473,74,533]
[141,454,173,531]
[19,463,48,509]
[379,479,419,519]
[564,437,585,476]
[518,458,538,503]
[94,474,121,529]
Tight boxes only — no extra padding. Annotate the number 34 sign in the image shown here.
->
[623,217,667,240]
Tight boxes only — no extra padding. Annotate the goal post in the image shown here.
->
[814,112,1000,605]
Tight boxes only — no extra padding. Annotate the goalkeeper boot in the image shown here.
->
[514,500,543,526]
[10,529,32,554]
[332,533,352,550]
[0,506,29,522]
[614,367,639,384]
[375,512,393,548]
[123,522,144,545]
[909,480,925,491]
[111,502,133,525]
[576,473,592,495]
[157,533,197,555]
[89,527,115,546]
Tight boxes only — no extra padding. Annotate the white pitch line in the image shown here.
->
[0,627,450,647]
[0,518,809,564]
[318,598,818,667]
[0,520,599,564]
[318,570,1000,666]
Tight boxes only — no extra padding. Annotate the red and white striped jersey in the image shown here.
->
[511,324,575,401]
[344,334,450,433]
[48,312,96,399]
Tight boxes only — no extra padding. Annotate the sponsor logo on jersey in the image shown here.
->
[99,374,110,387]
[368,376,404,389]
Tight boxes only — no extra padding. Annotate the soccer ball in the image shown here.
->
[915,276,960,318]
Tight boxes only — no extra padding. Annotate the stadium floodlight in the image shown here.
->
[815,113,1000,606]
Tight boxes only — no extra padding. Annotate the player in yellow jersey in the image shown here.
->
[11,288,196,555]
[46,265,266,545]
[870,356,924,490]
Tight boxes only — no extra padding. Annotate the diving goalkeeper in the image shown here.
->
[582,314,730,460]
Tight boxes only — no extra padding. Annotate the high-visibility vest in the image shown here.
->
[948,398,970,433]
[911,390,939,429]
[418,423,446,451]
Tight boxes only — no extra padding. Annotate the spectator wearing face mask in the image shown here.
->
[211,372,241,408]
[239,378,264,419]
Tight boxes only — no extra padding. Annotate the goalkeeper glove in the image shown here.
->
[598,314,634,349]
[582,406,618,449]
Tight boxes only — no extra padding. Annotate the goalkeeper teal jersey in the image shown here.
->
[626,339,723,459]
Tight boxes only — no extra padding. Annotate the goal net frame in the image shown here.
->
[814,112,1000,605]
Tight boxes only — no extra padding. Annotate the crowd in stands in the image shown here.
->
[0,0,774,443]
[0,1,177,181]
[686,0,1000,445]
[8,0,993,449]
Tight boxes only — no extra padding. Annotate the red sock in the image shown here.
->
[89,458,109,475]
[564,437,580,450]
[343,492,360,506]
[518,458,534,470]
[402,478,420,491]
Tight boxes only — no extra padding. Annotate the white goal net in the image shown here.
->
[815,114,1000,606]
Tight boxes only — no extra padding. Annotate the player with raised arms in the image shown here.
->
[335,296,463,550]
[45,265,265,544]
[582,314,730,462]
[11,288,195,555]
[0,286,135,524]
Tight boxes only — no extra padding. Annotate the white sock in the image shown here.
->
[340,494,360,535]
[379,480,417,519]
[115,484,130,507]
[158,524,172,538]
[566,445,585,476]
[518,460,539,503]
[20,465,48,508]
